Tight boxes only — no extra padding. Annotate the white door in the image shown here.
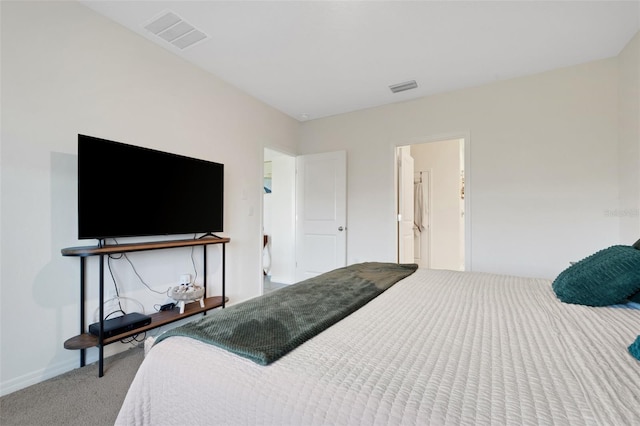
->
[295,151,347,281]
[397,146,414,263]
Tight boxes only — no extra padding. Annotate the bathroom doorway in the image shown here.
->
[396,138,467,270]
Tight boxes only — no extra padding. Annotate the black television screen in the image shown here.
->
[78,134,224,240]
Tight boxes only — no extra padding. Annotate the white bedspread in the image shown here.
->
[116,269,640,425]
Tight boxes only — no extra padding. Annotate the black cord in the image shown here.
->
[122,252,167,294]
[107,254,125,312]
[102,240,151,345]
[112,238,168,295]
[104,309,126,320]
[107,237,201,316]
[120,332,146,344]
[190,234,198,284]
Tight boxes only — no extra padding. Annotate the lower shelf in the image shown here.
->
[64,296,227,350]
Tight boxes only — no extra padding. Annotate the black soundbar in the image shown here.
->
[89,312,152,338]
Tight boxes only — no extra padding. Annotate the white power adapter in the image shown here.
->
[179,274,191,285]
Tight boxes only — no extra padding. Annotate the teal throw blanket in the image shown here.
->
[629,336,640,362]
[155,262,418,365]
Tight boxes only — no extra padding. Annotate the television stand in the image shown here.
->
[61,236,230,377]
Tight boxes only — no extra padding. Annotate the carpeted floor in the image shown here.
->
[0,347,144,426]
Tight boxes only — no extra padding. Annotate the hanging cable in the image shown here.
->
[112,238,170,296]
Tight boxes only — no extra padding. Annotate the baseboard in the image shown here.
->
[0,345,128,397]
[1,319,204,397]
[0,358,78,397]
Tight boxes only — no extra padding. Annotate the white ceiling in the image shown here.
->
[81,1,640,121]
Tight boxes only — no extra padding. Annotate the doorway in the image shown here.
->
[263,148,296,293]
[262,149,348,292]
[396,138,467,271]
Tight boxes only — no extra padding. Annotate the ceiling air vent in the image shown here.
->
[143,11,208,50]
[389,80,418,93]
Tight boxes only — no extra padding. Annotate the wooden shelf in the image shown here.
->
[62,236,229,376]
[62,236,230,257]
[64,296,227,350]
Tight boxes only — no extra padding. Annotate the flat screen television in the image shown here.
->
[77,134,224,240]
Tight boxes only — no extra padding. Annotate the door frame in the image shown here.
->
[260,147,348,290]
[393,132,472,270]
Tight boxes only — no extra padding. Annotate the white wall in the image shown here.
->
[618,32,640,241]
[411,140,462,270]
[0,1,298,395]
[269,154,296,284]
[299,57,622,279]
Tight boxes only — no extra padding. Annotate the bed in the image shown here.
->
[116,260,640,425]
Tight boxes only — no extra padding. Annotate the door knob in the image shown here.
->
[338,226,344,231]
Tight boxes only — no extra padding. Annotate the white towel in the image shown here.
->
[414,182,424,232]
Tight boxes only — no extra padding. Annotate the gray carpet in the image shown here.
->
[0,347,144,426]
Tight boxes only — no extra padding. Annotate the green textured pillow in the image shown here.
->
[552,245,640,306]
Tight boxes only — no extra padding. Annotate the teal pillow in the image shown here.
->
[552,245,640,306]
